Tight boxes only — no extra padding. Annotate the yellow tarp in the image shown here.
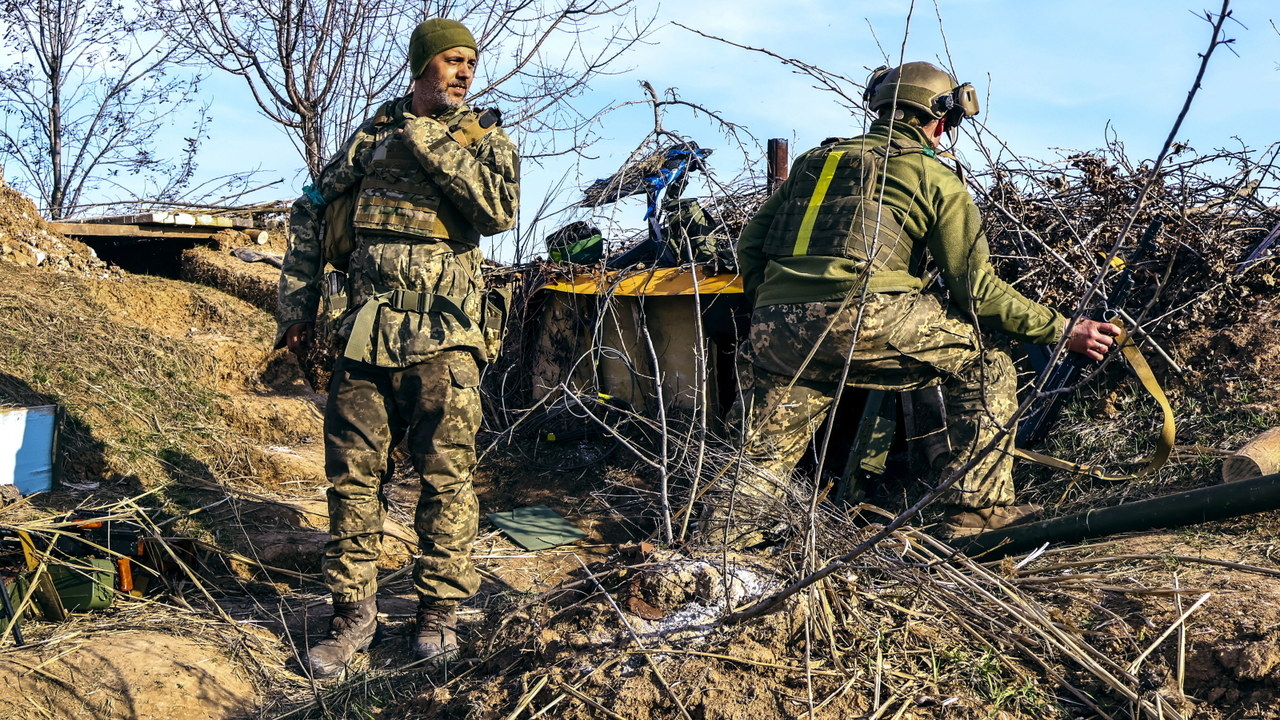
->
[541,267,743,296]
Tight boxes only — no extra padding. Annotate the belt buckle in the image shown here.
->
[392,289,430,313]
[389,288,408,310]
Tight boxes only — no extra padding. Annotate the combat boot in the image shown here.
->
[306,596,378,678]
[941,503,1042,539]
[412,603,460,666]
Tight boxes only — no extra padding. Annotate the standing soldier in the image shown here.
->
[725,61,1117,544]
[276,18,519,676]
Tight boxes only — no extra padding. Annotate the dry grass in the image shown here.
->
[1,95,1279,719]
[0,267,226,494]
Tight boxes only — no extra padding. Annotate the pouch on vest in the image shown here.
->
[480,284,513,361]
[350,107,496,246]
[341,280,479,364]
[547,221,604,264]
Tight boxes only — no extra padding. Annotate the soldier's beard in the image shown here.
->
[429,84,466,110]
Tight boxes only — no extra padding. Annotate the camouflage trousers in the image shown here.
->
[732,292,1018,512]
[323,351,482,605]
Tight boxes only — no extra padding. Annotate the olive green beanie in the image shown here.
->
[409,19,478,78]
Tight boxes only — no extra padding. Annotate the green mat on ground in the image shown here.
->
[486,505,586,551]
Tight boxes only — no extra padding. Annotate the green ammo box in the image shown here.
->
[48,558,115,611]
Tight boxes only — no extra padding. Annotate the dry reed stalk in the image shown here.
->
[526,657,624,719]
[1017,553,1280,579]
[501,673,550,720]
[553,680,636,720]
[905,533,1186,720]
[1125,593,1210,675]
[624,648,842,675]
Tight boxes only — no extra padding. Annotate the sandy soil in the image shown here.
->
[2,177,1280,720]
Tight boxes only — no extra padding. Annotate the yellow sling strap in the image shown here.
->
[1015,322,1176,481]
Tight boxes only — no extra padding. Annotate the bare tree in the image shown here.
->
[162,0,654,181]
[0,0,205,219]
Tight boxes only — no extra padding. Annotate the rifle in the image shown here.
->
[0,535,25,646]
[1016,215,1164,448]
[1236,218,1280,275]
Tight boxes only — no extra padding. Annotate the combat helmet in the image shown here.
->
[863,61,980,126]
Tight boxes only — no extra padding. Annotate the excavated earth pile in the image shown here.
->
[0,133,1278,720]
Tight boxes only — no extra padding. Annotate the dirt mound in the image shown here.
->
[6,135,1280,720]
[1058,529,1280,718]
[0,181,113,277]
[0,631,258,720]
[1179,306,1280,408]
[181,245,280,314]
[0,261,313,491]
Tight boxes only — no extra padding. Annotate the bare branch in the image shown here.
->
[0,0,208,218]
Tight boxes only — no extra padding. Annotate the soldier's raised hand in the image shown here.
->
[285,322,315,354]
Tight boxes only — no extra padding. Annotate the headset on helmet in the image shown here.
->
[863,62,980,126]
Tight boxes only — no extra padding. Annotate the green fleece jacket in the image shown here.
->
[737,120,1065,345]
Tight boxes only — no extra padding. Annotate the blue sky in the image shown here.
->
[192,0,1278,261]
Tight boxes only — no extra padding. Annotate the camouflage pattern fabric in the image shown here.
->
[734,293,1017,512]
[340,239,488,366]
[735,120,1064,346]
[276,96,519,607]
[323,352,482,604]
[276,96,520,363]
[723,119,1063,544]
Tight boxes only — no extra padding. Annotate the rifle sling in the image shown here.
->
[1015,322,1176,481]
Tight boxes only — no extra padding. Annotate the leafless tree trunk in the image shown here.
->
[160,0,654,181]
[0,0,205,219]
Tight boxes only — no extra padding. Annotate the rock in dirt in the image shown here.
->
[1215,640,1280,681]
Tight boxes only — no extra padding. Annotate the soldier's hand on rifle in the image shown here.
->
[1066,318,1122,362]
[285,322,315,354]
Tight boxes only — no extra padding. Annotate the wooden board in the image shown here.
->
[64,211,241,227]
[49,222,226,241]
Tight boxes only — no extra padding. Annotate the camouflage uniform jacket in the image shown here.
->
[737,120,1064,345]
[277,96,520,366]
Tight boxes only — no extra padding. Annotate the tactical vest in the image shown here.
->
[764,135,928,274]
[350,108,498,246]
